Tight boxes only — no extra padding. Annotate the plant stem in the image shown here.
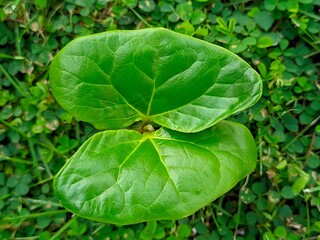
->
[234,180,244,240]
[305,195,310,239]
[208,205,220,230]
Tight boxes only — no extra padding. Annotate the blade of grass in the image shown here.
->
[233,178,246,240]
[0,63,28,97]
[15,23,22,56]
[36,145,53,178]
[28,138,42,182]
[92,224,106,235]
[0,53,24,60]
[211,203,232,217]
[300,10,320,21]
[12,237,38,240]
[305,195,311,239]
[21,198,62,208]
[208,205,220,230]
[30,176,54,188]
[0,156,33,165]
[129,7,152,28]
[283,116,320,151]
[257,128,264,176]
[49,216,78,240]
[2,210,68,221]
[0,193,11,201]
[303,186,320,193]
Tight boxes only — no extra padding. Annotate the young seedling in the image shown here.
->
[50,28,262,225]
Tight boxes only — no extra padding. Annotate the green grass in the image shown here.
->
[0,0,319,239]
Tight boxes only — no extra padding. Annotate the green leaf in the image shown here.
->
[140,221,157,239]
[246,211,258,225]
[138,0,156,13]
[281,186,295,199]
[14,183,30,196]
[75,0,95,8]
[254,11,274,31]
[228,18,236,33]
[298,0,312,3]
[54,120,257,224]
[306,155,319,169]
[195,27,208,37]
[168,12,179,22]
[161,3,174,13]
[242,37,257,46]
[177,224,192,237]
[263,232,275,240]
[292,173,309,195]
[35,0,47,9]
[176,3,193,22]
[191,9,206,25]
[257,63,267,78]
[264,0,277,11]
[50,28,262,133]
[176,21,195,36]
[281,114,299,132]
[56,136,79,154]
[257,35,275,48]
[229,43,247,54]
[287,0,299,13]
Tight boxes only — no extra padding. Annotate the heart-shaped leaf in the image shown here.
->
[54,120,256,225]
[50,28,262,133]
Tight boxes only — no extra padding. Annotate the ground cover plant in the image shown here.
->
[0,0,319,239]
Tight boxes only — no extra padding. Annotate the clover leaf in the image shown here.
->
[50,28,262,225]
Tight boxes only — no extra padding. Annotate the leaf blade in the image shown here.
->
[50,28,262,132]
[54,120,257,224]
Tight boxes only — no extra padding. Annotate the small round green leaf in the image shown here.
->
[176,3,193,22]
[274,226,287,238]
[254,11,274,31]
[177,224,192,237]
[191,9,206,25]
[138,0,155,13]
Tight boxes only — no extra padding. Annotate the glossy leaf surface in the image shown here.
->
[50,28,262,132]
[54,121,256,224]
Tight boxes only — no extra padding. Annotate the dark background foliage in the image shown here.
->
[0,0,319,239]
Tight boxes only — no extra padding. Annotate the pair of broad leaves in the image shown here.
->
[50,28,262,225]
